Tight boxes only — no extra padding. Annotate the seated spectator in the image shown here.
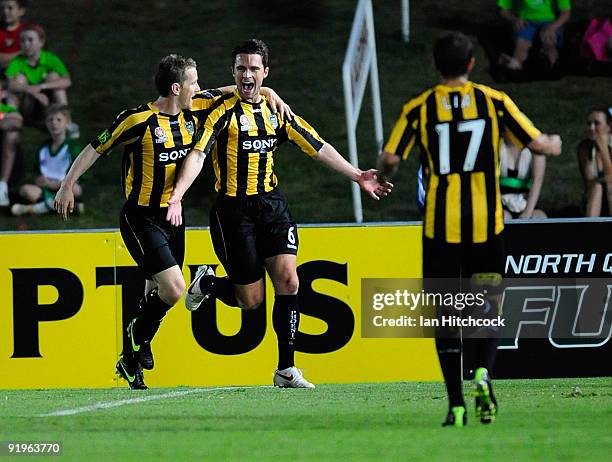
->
[497,0,571,74]
[577,108,612,217]
[11,103,82,216]
[500,138,547,219]
[5,24,76,134]
[0,0,26,72]
[0,78,22,206]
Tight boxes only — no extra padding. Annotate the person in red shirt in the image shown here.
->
[0,0,27,70]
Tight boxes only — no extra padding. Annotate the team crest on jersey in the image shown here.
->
[154,126,168,144]
[185,121,195,135]
[269,114,279,129]
[239,114,252,132]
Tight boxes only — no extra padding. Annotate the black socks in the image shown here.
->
[208,276,239,307]
[133,288,172,342]
[272,294,299,370]
[435,336,465,408]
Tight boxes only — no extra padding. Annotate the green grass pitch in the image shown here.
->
[1,378,610,461]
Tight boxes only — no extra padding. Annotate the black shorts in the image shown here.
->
[423,233,505,338]
[119,202,185,279]
[210,189,298,285]
[422,232,505,279]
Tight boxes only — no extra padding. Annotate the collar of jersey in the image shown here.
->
[435,81,473,93]
[233,90,267,106]
[147,102,180,118]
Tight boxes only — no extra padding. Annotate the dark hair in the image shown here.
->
[20,23,45,43]
[155,54,197,97]
[591,107,612,124]
[45,103,70,120]
[2,0,28,8]
[433,32,473,78]
[231,39,269,68]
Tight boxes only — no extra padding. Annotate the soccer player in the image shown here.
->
[377,32,561,426]
[166,39,392,388]
[54,54,292,390]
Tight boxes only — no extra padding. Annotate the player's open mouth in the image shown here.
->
[242,82,255,92]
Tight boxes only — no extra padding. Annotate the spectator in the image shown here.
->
[577,108,612,217]
[0,78,22,206]
[500,139,547,219]
[11,103,81,215]
[0,0,26,71]
[5,24,75,134]
[498,0,571,73]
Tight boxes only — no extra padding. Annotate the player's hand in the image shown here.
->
[166,194,183,226]
[54,183,75,221]
[266,89,293,121]
[357,169,393,200]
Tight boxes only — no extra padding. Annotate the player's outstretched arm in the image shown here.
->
[54,144,101,220]
[166,148,207,226]
[314,143,393,200]
[528,134,562,157]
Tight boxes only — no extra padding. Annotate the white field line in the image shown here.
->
[39,386,273,417]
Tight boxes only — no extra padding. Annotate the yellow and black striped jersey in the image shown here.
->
[91,89,221,207]
[194,91,325,197]
[384,81,541,244]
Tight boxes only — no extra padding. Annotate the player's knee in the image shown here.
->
[275,274,299,295]
[159,279,185,306]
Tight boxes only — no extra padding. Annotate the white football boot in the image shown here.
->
[273,366,315,389]
[185,265,215,311]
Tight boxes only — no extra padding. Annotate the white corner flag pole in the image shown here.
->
[402,0,410,43]
[342,0,384,223]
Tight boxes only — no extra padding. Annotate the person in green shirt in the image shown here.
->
[11,103,81,216]
[497,0,571,71]
[5,23,72,128]
[0,80,22,206]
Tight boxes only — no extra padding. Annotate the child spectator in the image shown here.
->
[0,78,22,206]
[577,108,612,217]
[0,0,26,71]
[498,0,571,74]
[500,139,547,219]
[5,24,77,135]
[10,103,82,216]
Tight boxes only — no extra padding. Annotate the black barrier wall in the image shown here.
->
[496,220,612,378]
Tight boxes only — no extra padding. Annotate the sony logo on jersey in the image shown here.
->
[159,148,189,162]
[242,138,277,152]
